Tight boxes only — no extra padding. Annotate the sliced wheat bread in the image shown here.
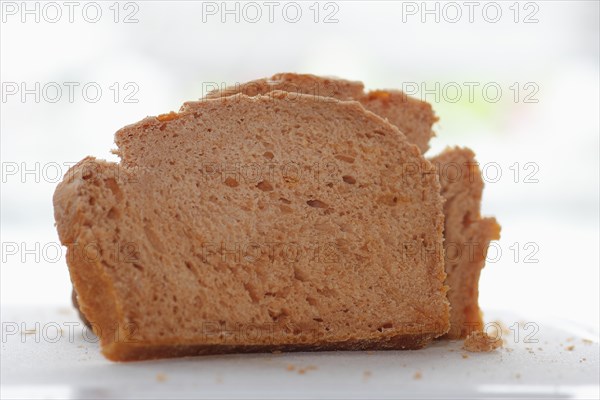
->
[208,74,500,339]
[55,92,449,361]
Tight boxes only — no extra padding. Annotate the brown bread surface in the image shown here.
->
[210,74,500,339]
[206,73,437,153]
[431,148,500,339]
[55,92,449,361]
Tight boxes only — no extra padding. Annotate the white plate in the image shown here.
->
[1,307,598,399]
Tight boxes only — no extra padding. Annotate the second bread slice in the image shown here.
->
[207,74,501,339]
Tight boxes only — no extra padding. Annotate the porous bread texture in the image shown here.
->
[209,74,500,339]
[55,91,450,361]
[205,73,437,153]
[430,148,500,339]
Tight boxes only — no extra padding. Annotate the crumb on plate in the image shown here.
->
[463,331,503,352]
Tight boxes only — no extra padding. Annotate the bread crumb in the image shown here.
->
[156,111,178,122]
[367,90,391,101]
[156,373,167,382]
[363,370,372,380]
[413,372,422,380]
[485,322,505,339]
[515,373,521,379]
[566,337,574,342]
[297,365,317,375]
[565,345,575,351]
[462,354,469,359]
[463,331,503,352]
[288,364,317,375]
[582,339,593,345]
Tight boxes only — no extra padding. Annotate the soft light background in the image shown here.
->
[1,1,599,337]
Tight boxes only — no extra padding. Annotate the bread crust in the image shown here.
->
[54,158,127,346]
[103,332,437,362]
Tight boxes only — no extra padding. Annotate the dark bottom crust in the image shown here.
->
[104,332,437,362]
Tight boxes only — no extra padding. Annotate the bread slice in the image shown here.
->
[208,74,500,339]
[430,148,500,338]
[205,73,437,153]
[54,91,449,361]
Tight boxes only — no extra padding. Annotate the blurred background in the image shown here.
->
[1,1,599,336]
